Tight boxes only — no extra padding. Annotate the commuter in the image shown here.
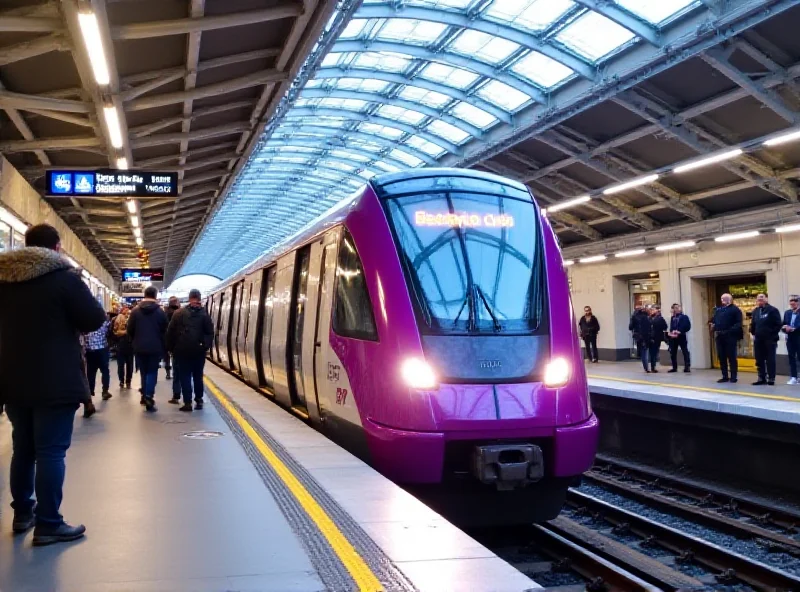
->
[83,318,112,401]
[578,306,600,363]
[78,334,96,419]
[166,289,214,411]
[163,296,180,380]
[667,303,692,373]
[648,305,668,373]
[628,306,653,372]
[113,305,134,389]
[749,293,781,386]
[710,293,743,383]
[0,223,105,545]
[127,286,168,412]
[782,295,800,385]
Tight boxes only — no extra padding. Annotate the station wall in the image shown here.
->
[567,231,800,374]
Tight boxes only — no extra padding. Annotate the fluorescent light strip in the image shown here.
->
[0,206,28,234]
[673,149,743,174]
[133,227,141,238]
[776,223,800,234]
[125,200,137,214]
[579,255,606,264]
[103,106,124,149]
[655,240,695,251]
[715,230,759,243]
[130,215,139,228]
[615,248,646,258]
[547,195,590,213]
[603,174,659,195]
[563,259,575,266]
[135,236,143,247]
[117,157,128,170]
[764,129,800,147]
[77,12,110,85]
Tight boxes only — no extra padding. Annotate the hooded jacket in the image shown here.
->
[127,299,168,355]
[0,247,106,407]
[166,303,214,357]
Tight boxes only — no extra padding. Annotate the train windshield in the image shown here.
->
[381,179,544,335]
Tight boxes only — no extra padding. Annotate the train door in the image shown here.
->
[287,246,311,410]
[242,273,262,385]
[233,280,247,374]
[270,254,295,407]
[227,283,239,370]
[207,294,216,360]
[259,266,277,391]
[310,230,340,426]
[214,290,226,363]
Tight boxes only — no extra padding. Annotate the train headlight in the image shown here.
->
[401,358,437,390]
[544,358,570,388]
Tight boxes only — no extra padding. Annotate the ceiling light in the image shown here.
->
[133,227,141,238]
[135,236,143,247]
[563,259,575,266]
[673,149,743,174]
[547,195,591,213]
[764,129,800,147]
[714,230,759,243]
[103,106,123,149]
[130,215,139,228]
[615,248,646,258]
[579,255,606,264]
[117,157,128,170]
[603,174,659,195]
[0,206,28,234]
[126,200,136,214]
[776,223,800,233]
[655,240,695,251]
[77,12,110,85]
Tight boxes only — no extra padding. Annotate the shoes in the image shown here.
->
[753,380,767,386]
[166,372,172,380]
[768,380,775,386]
[140,396,146,405]
[668,369,678,373]
[32,522,86,546]
[12,509,35,534]
[83,402,96,418]
[179,404,192,412]
[125,382,131,389]
[684,368,691,373]
[144,398,157,412]
[101,390,112,400]
[717,378,729,383]
[119,381,124,388]
[168,398,180,405]
[138,387,143,394]
[651,369,659,373]
[789,377,798,385]
[195,401,203,410]
[730,378,738,383]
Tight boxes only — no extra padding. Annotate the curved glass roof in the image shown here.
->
[180,0,702,280]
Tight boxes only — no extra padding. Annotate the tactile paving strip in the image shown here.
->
[208,385,418,592]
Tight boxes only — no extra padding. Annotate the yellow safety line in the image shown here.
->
[588,374,800,403]
[204,377,384,592]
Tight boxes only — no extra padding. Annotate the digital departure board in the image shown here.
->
[46,170,178,198]
[121,268,164,282]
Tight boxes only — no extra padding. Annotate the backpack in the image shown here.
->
[179,308,207,353]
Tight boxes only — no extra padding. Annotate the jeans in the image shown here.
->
[583,336,598,361]
[669,335,691,370]
[788,339,800,378]
[117,353,134,385]
[715,334,739,379]
[175,354,206,404]
[136,353,161,399]
[754,338,777,381]
[5,404,78,527]
[636,340,650,370]
[85,348,110,394]
[648,342,661,370]
[171,356,182,398]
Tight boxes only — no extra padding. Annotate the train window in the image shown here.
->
[333,230,378,341]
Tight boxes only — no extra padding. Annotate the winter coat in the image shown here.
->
[127,299,168,355]
[578,315,600,339]
[628,310,652,344]
[669,313,691,335]
[650,314,668,346]
[165,304,180,324]
[166,304,214,357]
[712,304,743,339]
[0,247,106,407]
[750,304,782,343]
[113,313,134,356]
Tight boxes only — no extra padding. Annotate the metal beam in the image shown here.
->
[572,0,661,45]
[130,122,251,148]
[25,108,94,128]
[0,136,102,151]
[0,91,91,113]
[135,142,241,168]
[0,15,61,33]
[0,32,70,66]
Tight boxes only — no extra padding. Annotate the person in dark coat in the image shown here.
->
[578,306,600,363]
[163,296,180,381]
[628,306,653,372]
[782,295,800,384]
[667,303,692,373]
[749,293,782,386]
[166,289,214,411]
[648,304,668,373]
[127,286,168,411]
[0,224,105,545]
[711,293,743,383]
[112,305,134,388]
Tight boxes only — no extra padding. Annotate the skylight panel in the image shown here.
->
[284,115,348,128]
[321,52,344,67]
[316,97,369,111]
[330,149,372,163]
[373,160,400,172]
[398,86,451,109]
[420,63,479,90]
[357,170,377,180]
[450,102,497,129]
[403,0,473,8]
[340,18,369,39]
[294,98,312,108]
[333,78,390,93]
[303,79,325,89]
[377,18,448,45]
[616,0,698,24]
[359,122,406,139]
[449,30,520,65]
[556,12,636,61]
[267,156,311,164]
[344,138,385,154]
[485,0,576,32]
[477,80,531,111]
[406,135,447,157]
[391,149,424,167]
[427,120,471,144]
[511,50,574,88]
[354,51,412,73]
[377,104,427,125]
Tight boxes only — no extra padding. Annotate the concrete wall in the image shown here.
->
[0,157,115,289]
[568,231,800,373]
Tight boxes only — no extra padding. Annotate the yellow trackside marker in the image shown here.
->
[588,374,800,403]
[204,377,384,592]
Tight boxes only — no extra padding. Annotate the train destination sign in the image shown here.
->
[46,170,178,198]
[121,268,164,282]
[414,210,515,229]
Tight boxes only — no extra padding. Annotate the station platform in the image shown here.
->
[587,360,800,425]
[0,364,538,592]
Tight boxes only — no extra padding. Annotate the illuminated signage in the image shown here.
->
[122,268,164,282]
[414,211,515,228]
[46,170,178,198]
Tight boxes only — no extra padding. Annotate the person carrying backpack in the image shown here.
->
[166,289,214,411]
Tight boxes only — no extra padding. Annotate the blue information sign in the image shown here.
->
[45,170,178,198]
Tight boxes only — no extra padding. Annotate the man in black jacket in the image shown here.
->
[668,303,692,373]
[782,295,800,384]
[628,306,653,372]
[128,286,168,411]
[166,289,214,411]
[648,305,668,373]
[711,293,743,383]
[578,306,600,363]
[0,224,106,545]
[750,293,782,386]
[163,296,180,381]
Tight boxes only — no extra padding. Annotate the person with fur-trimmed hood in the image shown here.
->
[0,223,106,546]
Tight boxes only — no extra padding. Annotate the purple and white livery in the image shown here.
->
[207,168,598,524]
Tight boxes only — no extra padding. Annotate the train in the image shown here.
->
[206,168,598,525]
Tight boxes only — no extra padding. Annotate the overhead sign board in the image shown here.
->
[46,170,178,198]
[120,281,149,296]
[122,268,164,282]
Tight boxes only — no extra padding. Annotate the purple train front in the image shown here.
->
[207,168,598,525]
